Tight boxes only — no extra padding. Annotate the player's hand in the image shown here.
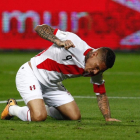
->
[56,40,75,50]
[105,118,121,122]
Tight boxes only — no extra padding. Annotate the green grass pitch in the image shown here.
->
[0,51,140,140]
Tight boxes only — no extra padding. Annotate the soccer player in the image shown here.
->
[1,24,120,122]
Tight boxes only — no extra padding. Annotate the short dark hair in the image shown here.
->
[99,47,116,69]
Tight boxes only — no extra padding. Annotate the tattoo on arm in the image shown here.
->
[35,25,59,44]
[96,93,111,119]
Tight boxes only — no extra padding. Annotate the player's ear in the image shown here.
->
[92,51,98,57]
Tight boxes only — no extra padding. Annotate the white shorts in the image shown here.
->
[16,62,74,107]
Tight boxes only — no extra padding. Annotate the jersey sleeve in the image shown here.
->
[55,29,93,55]
[90,73,106,95]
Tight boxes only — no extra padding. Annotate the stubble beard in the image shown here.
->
[85,50,93,63]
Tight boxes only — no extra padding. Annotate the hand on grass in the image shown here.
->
[105,118,121,122]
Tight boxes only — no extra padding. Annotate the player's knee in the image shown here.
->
[32,114,47,122]
[31,111,47,121]
[70,113,81,120]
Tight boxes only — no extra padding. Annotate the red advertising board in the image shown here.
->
[0,0,140,50]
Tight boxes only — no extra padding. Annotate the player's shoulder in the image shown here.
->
[57,29,82,41]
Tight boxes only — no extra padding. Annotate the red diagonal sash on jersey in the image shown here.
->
[37,58,84,75]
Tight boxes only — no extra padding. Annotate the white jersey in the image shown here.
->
[30,29,104,88]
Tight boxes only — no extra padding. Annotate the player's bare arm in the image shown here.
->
[96,93,121,122]
[35,24,75,49]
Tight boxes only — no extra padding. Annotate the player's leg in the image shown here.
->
[57,100,81,120]
[16,62,47,121]
[27,99,47,121]
[46,101,81,120]
[9,105,31,121]
[1,62,47,121]
[45,100,81,120]
[45,105,65,120]
[7,99,47,121]
[43,82,81,120]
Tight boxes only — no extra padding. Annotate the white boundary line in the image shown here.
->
[0,96,140,104]
[74,96,140,99]
[0,99,23,104]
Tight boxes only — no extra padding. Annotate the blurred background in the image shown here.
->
[0,0,140,51]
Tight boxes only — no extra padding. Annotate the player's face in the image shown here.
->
[84,52,107,76]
